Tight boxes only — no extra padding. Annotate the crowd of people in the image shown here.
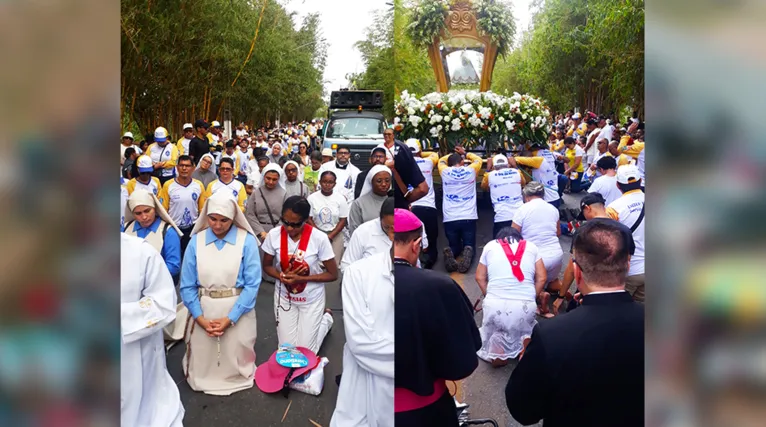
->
[120,108,646,427]
[120,118,402,426]
[392,109,646,426]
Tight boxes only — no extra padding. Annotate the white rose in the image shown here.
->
[429,127,439,137]
[407,107,415,115]
[393,117,401,124]
[498,117,505,123]
[437,124,443,131]
[522,114,527,120]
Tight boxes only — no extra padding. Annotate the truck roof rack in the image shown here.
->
[329,90,383,110]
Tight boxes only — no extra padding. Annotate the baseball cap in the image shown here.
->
[321,148,333,157]
[616,164,641,184]
[211,121,221,128]
[137,155,153,173]
[572,113,581,120]
[577,193,606,220]
[122,132,134,140]
[492,154,509,169]
[405,138,421,153]
[182,123,193,131]
[194,119,209,129]
[371,146,387,156]
[153,127,169,143]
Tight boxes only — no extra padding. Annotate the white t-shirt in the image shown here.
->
[261,226,335,305]
[164,179,205,228]
[318,162,361,204]
[531,150,559,202]
[246,160,261,188]
[487,168,523,223]
[480,239,541,301]
[236,129,248,138]
[596,125,614,144]
[586,129,601,159]
[411,155,436,209]
[441,166,478,222]
[178,138,191,156]
[237,150,250,174]
[512,198,562,257]
[607,190,645,276]
[307,191,350,233]
[588,174,622,206]
[208,178,245,200]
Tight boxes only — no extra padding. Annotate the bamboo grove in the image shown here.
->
[493,0,644,117]
[121,0,327,138]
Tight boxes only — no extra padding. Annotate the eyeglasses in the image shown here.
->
[280,217,305,228]
[177,163,192,168]
[337,151,350,156]
[383,133,394,138]
[219,167,233,171]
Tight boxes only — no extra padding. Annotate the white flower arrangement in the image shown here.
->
[394,89,551,150]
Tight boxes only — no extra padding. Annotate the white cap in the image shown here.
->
[321,148,333,157]
[405,138,421,153]
[153,126,168,143]
[311,119,316,123]
[182,123,193,130]
[616,164,641,184]
[492,154,509,168]
[122,132,134,139]
[137,155,154,173]
[211,121,221,128]
[572,113,581,120]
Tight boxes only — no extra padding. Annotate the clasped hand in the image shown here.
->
[280,264,309,285]
[196,316,232,337]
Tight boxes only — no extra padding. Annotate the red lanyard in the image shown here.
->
[498,239,527,282]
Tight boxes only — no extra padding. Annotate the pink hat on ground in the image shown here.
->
[255,346,318,394]
[394,208,421,233]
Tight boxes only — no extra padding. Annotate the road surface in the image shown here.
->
[167,278,346,427]
[429,192,585,427]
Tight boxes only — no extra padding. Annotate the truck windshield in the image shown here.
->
[326,117,385,138]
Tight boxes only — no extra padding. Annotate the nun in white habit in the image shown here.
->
[330,248,394,427]
[179,191,262,396]
[281,160,309,199]
[347,165,392,235]
[121,233,184,427]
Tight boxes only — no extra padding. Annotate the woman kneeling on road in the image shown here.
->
[261,196,339,354]
[475,227,547,367]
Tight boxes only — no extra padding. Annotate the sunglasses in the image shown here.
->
[280,217,305,228]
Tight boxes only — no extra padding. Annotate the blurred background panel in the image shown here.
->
[646,0,766,426]
[0,0,120,425]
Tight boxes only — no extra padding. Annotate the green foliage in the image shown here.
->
[349,8,396,119]
[121,0,327,136]
[491,0,644,117]
[394,0,439,98]
[475,0,517,56]
[406,0,449,49]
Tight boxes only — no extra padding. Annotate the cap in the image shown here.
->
[321,148,333,157]
[577,193,606,220]
[211,120,221,128]
[394,209,422,233]
[194,119,209,129]
[371,146,387,156]
[492,154,509,169]
[182,123,193,131]
[153,127,168,143]
[137,155,153,173]
[122,132,134,139]
[616,164,641,184]
[572,113,581,120]
[405,139,421,153]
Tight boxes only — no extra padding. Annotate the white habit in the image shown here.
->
[330,251,394,427]
[121,233,184,427]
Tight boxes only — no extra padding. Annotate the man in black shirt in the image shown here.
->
[188,119,210,166]
[392,139,428,209]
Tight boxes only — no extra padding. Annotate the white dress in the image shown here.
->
[330,251,394,427]
[121,234,184,427]
[476,240,540,362]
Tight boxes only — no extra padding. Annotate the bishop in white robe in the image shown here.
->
[121,233,184,427]
[330,250,394,427]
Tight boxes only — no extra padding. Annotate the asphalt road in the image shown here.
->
[167,277,345,427]
[429,192,586,427]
